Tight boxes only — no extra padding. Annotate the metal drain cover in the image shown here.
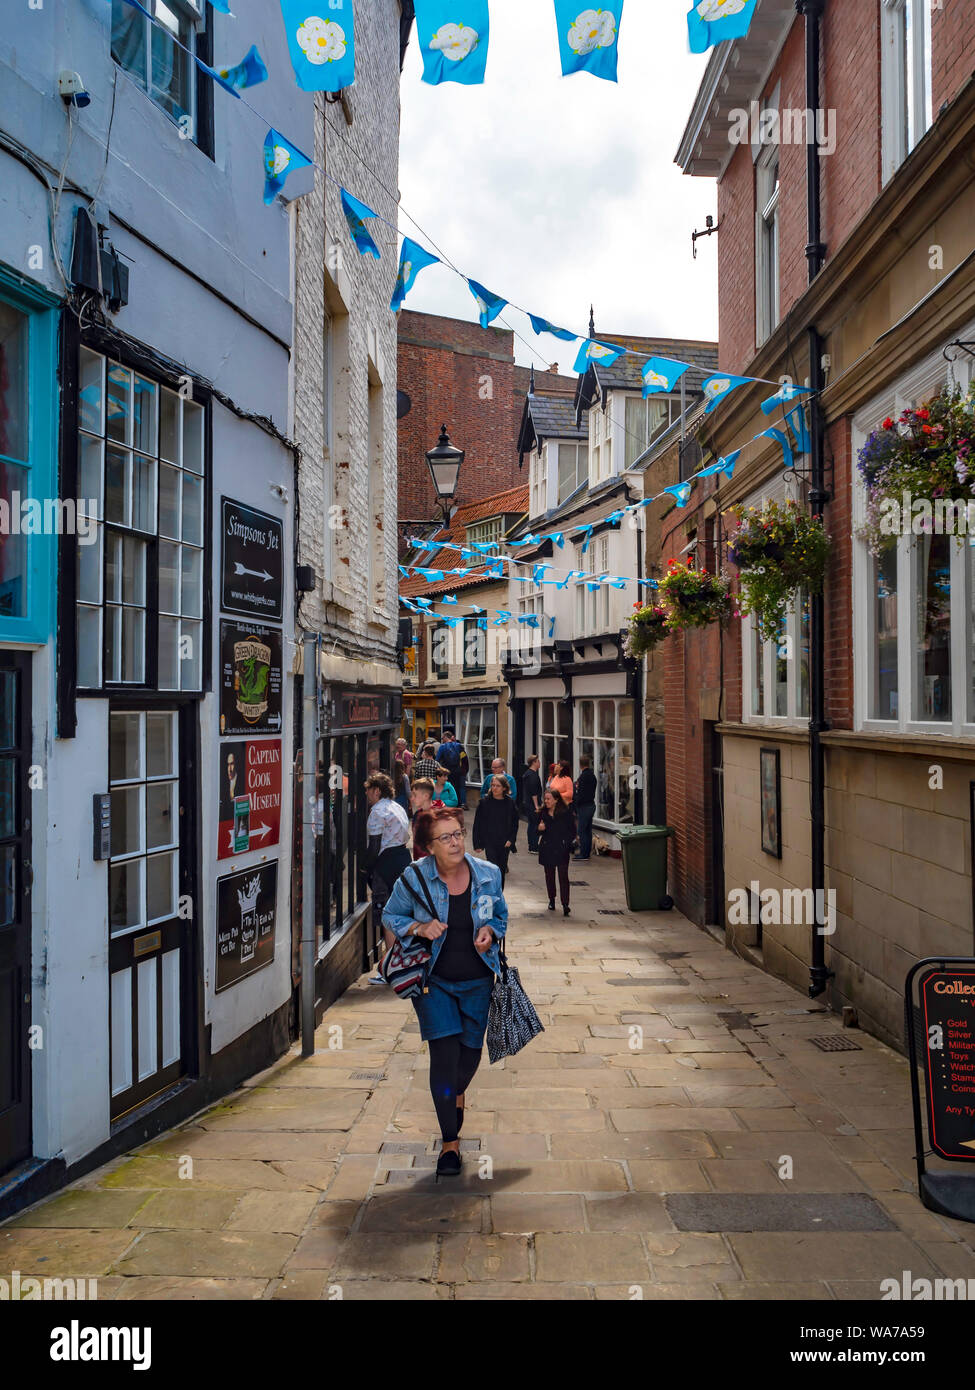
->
[598,910,625,915]
[809,1035,862,1053]
[350,1071,387,1080]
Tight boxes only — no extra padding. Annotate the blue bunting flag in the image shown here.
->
[529,314,578,343]
[702,373,754,414]
[574,338,626,374]
[201,44,266,96]
[280,0,355,91]
[263,129,311,205]
[415,0,489,85]
[390,238,439,311]
[468,280,508,328]
[642,356,690,397]
[759,428,794,470]
[341,190,381,259]
[554,1,625,81]
[687,0,758,55]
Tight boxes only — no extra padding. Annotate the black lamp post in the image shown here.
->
[426,424,464,525]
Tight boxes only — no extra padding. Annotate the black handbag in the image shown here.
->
[377,866,439,1000]
[486,940,544,1064]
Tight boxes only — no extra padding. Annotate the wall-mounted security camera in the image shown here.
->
[59,71,91,109]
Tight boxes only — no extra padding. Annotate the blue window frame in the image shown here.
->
[0,273,57,645]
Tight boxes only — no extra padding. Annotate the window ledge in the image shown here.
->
[716,722,809,744]
[718,721,975,762]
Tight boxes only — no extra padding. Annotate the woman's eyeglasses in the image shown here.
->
[431,830,464,845]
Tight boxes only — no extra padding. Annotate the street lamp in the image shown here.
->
[426,424,464,525]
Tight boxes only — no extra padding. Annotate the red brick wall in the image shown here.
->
[717,145,755,376]
[932,0,975,116]
[820,3,882,265]
[397,311,521,523]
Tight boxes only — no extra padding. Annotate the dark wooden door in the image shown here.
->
[0,653,31,1173]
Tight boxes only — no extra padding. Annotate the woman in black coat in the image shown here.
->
[472,775,519,887]
[537,788,576,917]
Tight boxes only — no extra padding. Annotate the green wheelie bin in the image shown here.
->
[617,825,674,912]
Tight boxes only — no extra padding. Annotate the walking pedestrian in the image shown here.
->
[409,778,444,859]
[412,743,442,782]
[478,758,516,800]
[393,758,411,813]
[395,737,413,775]
[549,760,574,806]
[521,753,543,853]
[432,765,459,808]
[472,774,519,886]
[436,727,469,806]
[573,753,597,861]
[363,773,412,955]
[537,788,576,917]
[382,807,507,1177]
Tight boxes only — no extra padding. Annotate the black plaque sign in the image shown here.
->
[216,861,278,992]
[220,620,283,737]
[922,969,975,1161]
[221,498,283,621]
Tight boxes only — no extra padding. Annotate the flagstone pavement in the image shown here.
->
[5,851,975,1301]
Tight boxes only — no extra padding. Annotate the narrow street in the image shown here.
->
[4,852,974,1301]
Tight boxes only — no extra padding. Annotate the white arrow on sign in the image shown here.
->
[267,714,282,731]
[234,562,273,582]
[227,822,275,851]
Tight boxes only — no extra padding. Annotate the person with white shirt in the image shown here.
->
[364,773,412,968]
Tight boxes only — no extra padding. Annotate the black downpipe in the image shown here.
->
[797,0,832,998]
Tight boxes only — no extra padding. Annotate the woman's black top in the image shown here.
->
[473,796,519,856]
[537,807,576,867]
[432,879,493,981]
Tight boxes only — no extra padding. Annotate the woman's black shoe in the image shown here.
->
[548,900,556,911]
[563,905,570,916]
[437,1148,462,1176]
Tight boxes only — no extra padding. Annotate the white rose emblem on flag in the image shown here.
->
[430,22,480,62]
[296,16,347,66]
[568,8,617,56]
[704,377,731,401]
[643,369,669,389]
[266,144,291,177]
[696,0,747,19]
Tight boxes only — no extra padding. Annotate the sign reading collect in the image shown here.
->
[922,970,975,1161]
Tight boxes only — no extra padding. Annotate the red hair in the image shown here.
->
[413,804,465,855]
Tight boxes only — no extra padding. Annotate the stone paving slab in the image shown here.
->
[4,852,975,1301]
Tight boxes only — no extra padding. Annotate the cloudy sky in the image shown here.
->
[398,3,719,369]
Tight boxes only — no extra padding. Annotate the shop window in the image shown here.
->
[456,706,496,786]
[0,284,57,644]
[111,0,212,148]
[575,697,635,822]
[76,348,206,693]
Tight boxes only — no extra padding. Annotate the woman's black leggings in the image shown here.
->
[544,860,570,909]
[427,1036,483,1141]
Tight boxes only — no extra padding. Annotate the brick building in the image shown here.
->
[291,3,413,1006]
[397,309,573,537]
[666,0,975,1049]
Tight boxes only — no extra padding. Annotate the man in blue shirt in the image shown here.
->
[436,727,469,805]
[480,758,517,800]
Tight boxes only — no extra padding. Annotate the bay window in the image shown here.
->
[557,442,588,504]
[624,396,677,470]
[854,352,975,734]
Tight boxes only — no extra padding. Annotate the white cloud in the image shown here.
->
[399,4,717,366]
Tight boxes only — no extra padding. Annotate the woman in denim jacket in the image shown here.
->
[383,805,507,1176]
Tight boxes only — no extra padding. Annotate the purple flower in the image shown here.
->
[956,456,970,485]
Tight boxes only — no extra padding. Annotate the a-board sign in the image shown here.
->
[219,621,283,737]
[221,498,283,621]
[216,861,278,992]
[217,739,282,861]
[921,968,975,1161]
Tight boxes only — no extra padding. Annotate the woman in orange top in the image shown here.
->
[549,761,574,805]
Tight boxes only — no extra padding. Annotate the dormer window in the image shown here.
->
[466,517,503,548]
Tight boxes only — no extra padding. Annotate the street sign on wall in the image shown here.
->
[221,497,283,622]
[216,862,278,993]
[217,739,282,861]
[220,621,283,736]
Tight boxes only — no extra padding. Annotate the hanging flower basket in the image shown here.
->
[726,499,829,642]
[624,604,669,659]
[658,559,733,632]
[855,381,975,555]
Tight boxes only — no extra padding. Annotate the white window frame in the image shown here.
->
[575,535,610,636]
[530,445,548,519]
[574,697,637,824]
[852,339,975,735]
[466,517,503,548]
[881,0,934,184]
[111,0,202,136]
[740,472,811,728]
[557,441,587,505]
[756,143,780,347]
[624,394,678,470]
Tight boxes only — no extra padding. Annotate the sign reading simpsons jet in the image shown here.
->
[921,970,975,1161]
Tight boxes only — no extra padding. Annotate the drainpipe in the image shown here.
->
[797,0,832,998]
[301,632,319,1056]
